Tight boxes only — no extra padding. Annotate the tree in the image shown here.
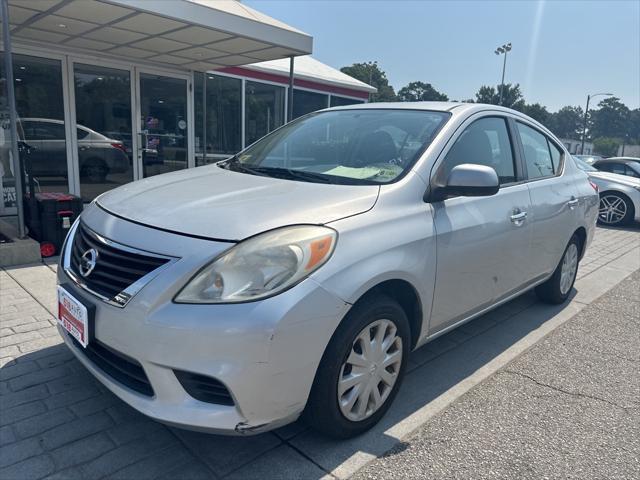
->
[397,81,448,102]
[521,103,551,126]
[626,108,640,144]
[548,106,583,139]
[589,97,630,140]
[340,61,396,102]
[475,85,498,104]
[474,83,524,110]
[592,137,620,157]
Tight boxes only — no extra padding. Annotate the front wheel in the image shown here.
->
[535,235,581,304]
[598,192,634,226]
[306,295,410,438]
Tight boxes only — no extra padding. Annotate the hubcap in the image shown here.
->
[338,319,403,422]
[560,243,578,295]
[599,195,627,224]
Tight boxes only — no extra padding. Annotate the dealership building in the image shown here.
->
[0,0,375,221]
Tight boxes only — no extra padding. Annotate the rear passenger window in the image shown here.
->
[626,166,639,178]
[516,122,556,179]
[611,163,626,175]
[549,141,563,172]
[441,117,516,184]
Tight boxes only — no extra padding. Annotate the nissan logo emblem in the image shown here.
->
[79,248,98,278]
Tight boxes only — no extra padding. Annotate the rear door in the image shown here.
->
[429,115,533,333]
[514,121,581,280]
[22,120,67,176]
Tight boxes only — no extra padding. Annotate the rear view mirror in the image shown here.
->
[429,163,499,201]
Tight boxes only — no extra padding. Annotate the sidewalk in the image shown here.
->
[0,225,639,479]
[354,270,640,480]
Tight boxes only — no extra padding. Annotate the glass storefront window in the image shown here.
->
[194,71,204,163]
[194,73,242,166]
[203,74,242,162]
[330,95,365,107]
[139,73,188,178]
[1,53,68,198]
[292,89,328,119]
[245,80,284,146]
[1,55,15,213]
[74,64,133,202]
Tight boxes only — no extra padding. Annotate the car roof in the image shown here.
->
[595,158,636,164]
[606,157,640,162]
[325,101,463,112]
[324,101,556,135]
[20,117,64,125]
[325,101,534,114]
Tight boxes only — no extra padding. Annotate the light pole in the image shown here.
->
[580,92,613,154]
[494,42,512,106]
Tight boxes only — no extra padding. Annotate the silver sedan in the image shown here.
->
[574,156,640,226]
[56,103,598,439]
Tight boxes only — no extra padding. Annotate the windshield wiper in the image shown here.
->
[219,162,371,185]
[244,167,333,184]
[219,156,270,176]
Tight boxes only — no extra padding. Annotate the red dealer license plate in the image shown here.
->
[57,286,89,348]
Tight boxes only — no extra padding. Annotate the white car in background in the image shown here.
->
[574,156,640,226]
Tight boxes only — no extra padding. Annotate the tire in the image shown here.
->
[535,234,581,304]
[598,192,634,226]
[306,295,410,439]
[81,159,108,184]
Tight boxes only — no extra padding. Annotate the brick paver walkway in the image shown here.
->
[1,225,639,480]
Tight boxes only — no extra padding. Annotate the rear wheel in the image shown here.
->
[81,159,108,184]
[535,235,581,304]
[598,192,634,226]
[306,295,410,438]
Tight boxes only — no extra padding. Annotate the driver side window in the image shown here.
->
[440,117,516,184]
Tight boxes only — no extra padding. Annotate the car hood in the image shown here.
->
[588,171,640,188]
[96,165,379,240]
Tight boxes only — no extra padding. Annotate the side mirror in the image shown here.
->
[429,163,499,202]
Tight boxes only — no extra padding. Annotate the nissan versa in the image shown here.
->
[57,102,598,438]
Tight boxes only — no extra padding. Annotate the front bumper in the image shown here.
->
[58,206,350,434]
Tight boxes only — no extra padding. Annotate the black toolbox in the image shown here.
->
[25,192,83,256]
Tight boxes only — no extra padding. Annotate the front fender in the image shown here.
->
[312,201,436,342]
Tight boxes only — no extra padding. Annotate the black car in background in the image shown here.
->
[592,157,640,179]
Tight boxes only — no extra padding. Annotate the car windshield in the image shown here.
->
[221,109,450,185]
[573,156,598,172]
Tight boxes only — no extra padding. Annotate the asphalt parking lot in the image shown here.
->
[1,225,639,480]
[355,270,640,480]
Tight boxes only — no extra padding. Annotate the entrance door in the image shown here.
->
[73,63,134,202]
[136,71,190,178]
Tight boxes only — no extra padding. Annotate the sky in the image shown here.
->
[245,0,640,112]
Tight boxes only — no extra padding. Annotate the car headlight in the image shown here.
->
[174,225,337,304]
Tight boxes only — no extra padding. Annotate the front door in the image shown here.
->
[136,71,190,178]
[428,116,533,334]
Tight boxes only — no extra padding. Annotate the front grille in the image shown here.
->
[68,334,154,397]
[69,222,169,303]
[174,370,234,406]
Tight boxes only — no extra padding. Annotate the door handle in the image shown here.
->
[510,210,527,225]
[568,198,579,209]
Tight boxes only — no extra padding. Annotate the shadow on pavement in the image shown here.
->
[1,288,579,479]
